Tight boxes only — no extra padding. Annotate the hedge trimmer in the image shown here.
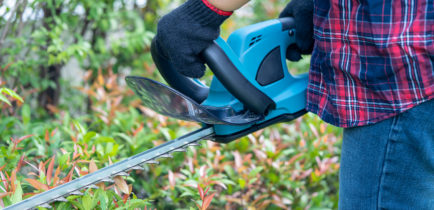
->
[6,17,307,209]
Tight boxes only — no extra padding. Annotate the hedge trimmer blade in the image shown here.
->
[5,127,214,210]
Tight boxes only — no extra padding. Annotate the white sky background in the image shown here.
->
[0,0,37,20]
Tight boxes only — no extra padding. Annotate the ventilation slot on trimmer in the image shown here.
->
[249,35,263,47]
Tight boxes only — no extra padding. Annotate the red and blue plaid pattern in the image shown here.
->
[307,0,434,128]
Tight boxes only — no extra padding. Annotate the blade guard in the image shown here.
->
[125,76,262,125]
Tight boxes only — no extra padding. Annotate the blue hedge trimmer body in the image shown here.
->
[126,17,307,142]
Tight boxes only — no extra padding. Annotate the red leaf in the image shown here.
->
[38,161,46,177]
[168,170,175,189]
[47,155,55,185]
[50,128,58,137]
[0,172,7,192]
[114,176,129,194]
[10,169,17,192]
[60,148,67,154]
[89,160,98,173]
[25,178,49,191]
[0,192,11,199]
[84,144,89,157]
[22,192,37,197]
[27,172,38,176]
[122,194,129,204]
[10,137,17,152]
[62,164,76,183]
[16,155,25,172]
[2,63,11,72]
[44,130,49,142]
[72,153,81,160]
[202,193,215,210]
[132,124,144,137]
[24,161,37,172]
[53,166,61,186]
[197,184,204,200]
[16,135,33,144]
[70,135,77,142]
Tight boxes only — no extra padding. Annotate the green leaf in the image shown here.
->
[21,104,31,126]
[106,143,119,157]
[219,179,236,186]
[58,152,70,170]
[82,193,93,210]
[68,199,84,210]
[95,136,116,144]
[223,165,235,178]
[72,120,86,134]
[235,137,250,152]
[249,166,264,177]
[266,172,279,183]
[0,93,11,106]
[98,191,108,210]
[83,132,97,143]
[180,191,195,197]
[1,88,23,102]
[249,177,258,185]
[183,180,198,187]
[238,178,246,189]
[114,133,133,144]
[124,199,147,209]
[11,181,23,204]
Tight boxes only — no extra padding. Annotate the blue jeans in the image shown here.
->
[339,99,434,209]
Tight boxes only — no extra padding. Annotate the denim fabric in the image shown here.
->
[339,99,434,209]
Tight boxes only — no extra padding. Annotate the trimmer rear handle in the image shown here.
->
[201,43,275,115]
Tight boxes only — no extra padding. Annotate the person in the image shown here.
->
[155,0,434,208]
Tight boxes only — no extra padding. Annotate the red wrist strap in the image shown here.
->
[201,0,233,16]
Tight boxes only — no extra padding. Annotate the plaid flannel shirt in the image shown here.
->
[308,0,434,128]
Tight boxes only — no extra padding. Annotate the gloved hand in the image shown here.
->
[279,0,314,61]
[155,0,231,78]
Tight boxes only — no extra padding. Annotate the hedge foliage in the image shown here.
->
[0,0,342,209]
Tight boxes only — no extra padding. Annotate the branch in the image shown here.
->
[22,3,42,58]
[15,0,28,37]
[0,0,22,49]
[74,8,91,44]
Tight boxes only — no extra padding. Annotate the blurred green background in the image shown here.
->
[0,0,342,209]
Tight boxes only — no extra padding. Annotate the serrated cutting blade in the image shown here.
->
[4,127,214,210]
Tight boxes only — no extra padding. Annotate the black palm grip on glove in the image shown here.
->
[155,0,230,78]
[279,0,314,61]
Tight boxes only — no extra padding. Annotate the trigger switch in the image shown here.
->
[256,47,284,86]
